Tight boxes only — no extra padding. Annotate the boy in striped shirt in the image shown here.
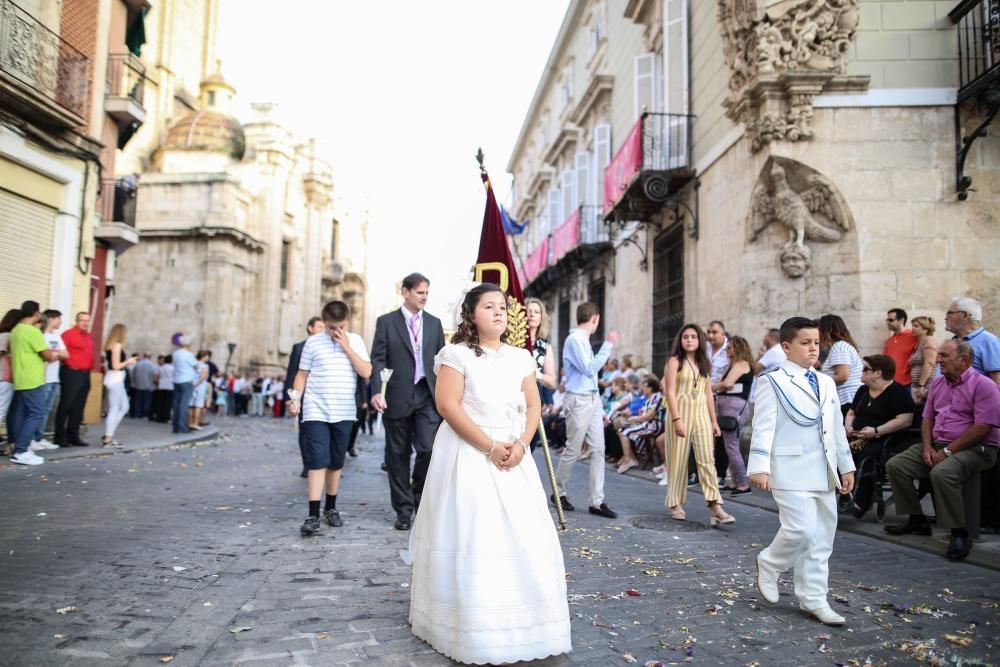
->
[289,301,372,535]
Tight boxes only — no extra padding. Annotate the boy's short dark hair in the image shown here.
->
[402,273,429,290]
[306,316,321,331]
[888,308,908,325]
[576,302,600,324]
[321,300,350,323]
[779,317,818,344]
[43,309,61,319]
[643,376,660,392]
[20,300,40,317]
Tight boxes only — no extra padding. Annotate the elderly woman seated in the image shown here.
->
[614,377,665,473]
[844,354,915,518]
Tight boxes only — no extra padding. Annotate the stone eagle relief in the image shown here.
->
[748,158,853,278]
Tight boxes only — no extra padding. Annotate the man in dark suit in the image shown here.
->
[287,316,324,478]
[371,272,446,530]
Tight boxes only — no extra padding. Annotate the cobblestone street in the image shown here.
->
[0,417,997,666]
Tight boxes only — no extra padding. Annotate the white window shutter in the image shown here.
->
[664,0,690,168]
[561,170,575,223]
[547,187,560,234]
[634,53,655,119]
[575,151,590,208]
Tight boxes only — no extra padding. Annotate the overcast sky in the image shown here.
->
[218,1,570,326]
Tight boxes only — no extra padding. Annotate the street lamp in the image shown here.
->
[225,342,237,373]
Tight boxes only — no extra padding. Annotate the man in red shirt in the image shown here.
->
[884,308,917,386]
[54,312,95,447]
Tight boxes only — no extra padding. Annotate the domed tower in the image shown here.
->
[153,68,245,172]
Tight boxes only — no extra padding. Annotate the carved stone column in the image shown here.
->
[717,0,869,152]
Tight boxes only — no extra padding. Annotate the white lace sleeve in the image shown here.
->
[434,344,465,376]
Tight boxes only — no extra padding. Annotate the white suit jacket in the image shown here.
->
[747,361,855,491]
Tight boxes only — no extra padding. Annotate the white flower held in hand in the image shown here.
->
[375,368,393,434]
[287,388,301,430]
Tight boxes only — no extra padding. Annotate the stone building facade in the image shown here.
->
[508,0,1000,374]
[113,81,366,374]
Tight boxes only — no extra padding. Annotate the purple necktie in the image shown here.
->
[408,312,423,384]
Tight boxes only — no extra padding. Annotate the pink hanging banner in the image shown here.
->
[552,209,580,261]
[523,237,550,284]
[603,117,643,215]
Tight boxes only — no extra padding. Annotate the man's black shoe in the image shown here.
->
[946,533,971,560]
[551,494,574,512]
[71,441,90,447]
[324,509,343,527]
[589,503,618,519]
[348,447,357,457]
[300,516,321,536]
[394,516,412,531]
[884,518,932,536]
[300,468,308,478]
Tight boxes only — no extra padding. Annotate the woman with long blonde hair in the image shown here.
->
[525,297,556,453]
[103,323,137,447]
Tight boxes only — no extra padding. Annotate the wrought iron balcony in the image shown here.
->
[98,178,137,226]
[603,112,695,223]
[105,52,146,132]
[951,0,1000,102]
[949,0,1000,199]
[95,177,139,253]
[0,0,90,127]
[523,205,613,297]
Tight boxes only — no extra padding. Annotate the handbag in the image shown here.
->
[718,415,739,432]
[717,397,748,432]
[103,369,125,387]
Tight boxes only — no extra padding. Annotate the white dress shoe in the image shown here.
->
[755,556,779,604]
[799,605,845,626]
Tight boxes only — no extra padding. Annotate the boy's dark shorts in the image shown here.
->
[300,420,354,470]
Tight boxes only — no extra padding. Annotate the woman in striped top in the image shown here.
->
[662,324,735,525]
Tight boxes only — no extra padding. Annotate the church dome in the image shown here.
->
[162,109,245,159]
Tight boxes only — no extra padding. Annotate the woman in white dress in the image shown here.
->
[406,283,572,665]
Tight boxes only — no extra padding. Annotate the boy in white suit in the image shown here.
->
[748,317,856,626]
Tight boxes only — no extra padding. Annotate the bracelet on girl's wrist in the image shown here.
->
[672,417,681,422]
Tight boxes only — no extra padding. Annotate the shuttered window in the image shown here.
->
[664,0,690,168]
[575,151,591,208]
[0,188,57,309]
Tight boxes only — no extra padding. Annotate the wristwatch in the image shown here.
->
[874,426,879,437]
[943,447,953,457]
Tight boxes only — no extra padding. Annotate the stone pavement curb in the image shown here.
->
[620,465,1000,572]
[1,419,221,469]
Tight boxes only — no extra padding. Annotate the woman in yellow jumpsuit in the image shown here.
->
[662,324,736,525]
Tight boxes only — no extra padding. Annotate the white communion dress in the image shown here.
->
[405,342,572,665]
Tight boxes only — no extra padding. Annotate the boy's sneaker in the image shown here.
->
[30,439,59,451]
[10,451,44,466]
[300,516,321,536]
[324,509,343,527]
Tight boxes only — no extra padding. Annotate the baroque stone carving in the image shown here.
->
[717,0,865,152]
[748,157,853,278]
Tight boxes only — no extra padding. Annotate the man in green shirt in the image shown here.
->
[8,301,60,466]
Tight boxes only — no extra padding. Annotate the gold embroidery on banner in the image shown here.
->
[474,262,509,292]
[506,295,527,348]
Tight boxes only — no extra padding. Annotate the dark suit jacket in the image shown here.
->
[370,309,446,419]
[284,340,305,401]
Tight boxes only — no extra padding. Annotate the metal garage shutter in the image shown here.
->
[0,188,57,310]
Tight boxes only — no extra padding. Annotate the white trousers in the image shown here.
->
[758,488,837,610]
[556,392,606,506]
[0,381,12,423]
[104,381,130,437]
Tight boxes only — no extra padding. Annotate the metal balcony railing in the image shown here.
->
[106,52,144,105]
[603,112,695,220]
[99,178,137,226]
[0,0,90,119]
[950,0,1000,102]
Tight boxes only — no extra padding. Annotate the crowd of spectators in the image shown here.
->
[532,296,999,559]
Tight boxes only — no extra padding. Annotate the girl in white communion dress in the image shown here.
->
[404,283,571,665]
